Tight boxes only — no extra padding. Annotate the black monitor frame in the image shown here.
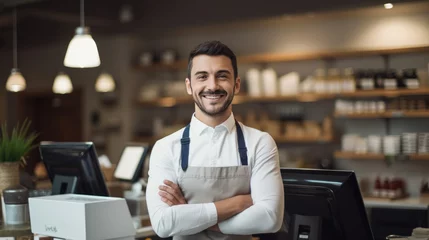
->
[39,142,109,196]
[281,168,374,240]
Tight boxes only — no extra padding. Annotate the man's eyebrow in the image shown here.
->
[194,71,208,76]
[216,70,232,75]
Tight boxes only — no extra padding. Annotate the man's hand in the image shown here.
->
[214,194,253,222]
[159,180,187,206]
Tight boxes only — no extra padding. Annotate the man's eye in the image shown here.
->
[197,75,207,80]
[218,75,227,79]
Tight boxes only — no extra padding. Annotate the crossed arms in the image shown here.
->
[146,133,284,238]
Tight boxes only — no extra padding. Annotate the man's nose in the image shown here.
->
[206,75,219,90]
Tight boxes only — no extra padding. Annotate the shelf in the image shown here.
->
[137,96,193,107]
[136,94,335,106]
[334,151,385,160]
[133,45,429,71]
[238,45,429,64]
[335,111,429,119]
[136,88,429,107]
[337,88,429,98]
[334,151,429,161]
[133,135,333,144]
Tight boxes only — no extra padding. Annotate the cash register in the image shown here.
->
[29,142,138,240]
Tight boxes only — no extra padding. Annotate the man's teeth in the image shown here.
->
[204,95,223,99]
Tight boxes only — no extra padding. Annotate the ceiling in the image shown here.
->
[0,0,424,51]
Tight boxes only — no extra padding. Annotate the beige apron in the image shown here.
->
[173,120,252,240]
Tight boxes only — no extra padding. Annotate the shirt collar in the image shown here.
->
[190,112,236,136]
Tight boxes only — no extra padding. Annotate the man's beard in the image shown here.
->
[193,89,234,117]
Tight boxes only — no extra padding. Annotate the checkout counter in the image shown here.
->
[364,196,429,240]
[2,185,429,240]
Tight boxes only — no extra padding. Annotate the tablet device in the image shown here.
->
[113,143,149,182]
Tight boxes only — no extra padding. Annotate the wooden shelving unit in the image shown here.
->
[334,151,429,161]
[137,96,193,107]
[334,151,385,160]
[335,111,429,119]
[338,88,429,98]
[136,88,429,107]
[133,45,429,72]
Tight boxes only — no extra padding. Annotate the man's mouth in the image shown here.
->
[202,94,225,99]
[200,91,226,100]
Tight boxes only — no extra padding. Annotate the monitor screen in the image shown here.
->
[280,168,374,240]
[39,142,109,197]
[114,144,149,182]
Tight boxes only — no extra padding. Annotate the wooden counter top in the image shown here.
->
[364,196,429,210]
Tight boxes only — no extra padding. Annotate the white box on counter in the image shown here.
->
[29,194,136,240]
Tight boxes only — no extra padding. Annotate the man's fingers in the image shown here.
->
[159,191,178,205]
[160,180,187,204]
[163,180,180,191]
[162,181,184,197]
[161,197,174,206]
[159,185,183,201]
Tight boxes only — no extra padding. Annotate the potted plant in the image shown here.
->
[0,119,38,196]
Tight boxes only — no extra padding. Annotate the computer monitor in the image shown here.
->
[113,143,149,183]
[281,168,374,240]
[39,142,109,196]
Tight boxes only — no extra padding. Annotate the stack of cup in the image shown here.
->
[383,135,401,155]
[418,133,429,154]
[367,135,382,154]
[402,133,417,154]
[342,135,359,152]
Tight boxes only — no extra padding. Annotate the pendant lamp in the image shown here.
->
[63,0,100,68]
[6,8,26,92]
[95,72,115,92]
[53,72,73,94]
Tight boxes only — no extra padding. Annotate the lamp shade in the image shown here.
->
[95,72,116,92]
[6,68,26,92]
[53,72,73,94]
[64,27,100,68]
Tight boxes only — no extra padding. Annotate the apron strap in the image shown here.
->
[235,120,248,166]
[180,124,191,171]
[180,119,248,171]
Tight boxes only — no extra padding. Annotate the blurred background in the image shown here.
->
[1,0,429,205]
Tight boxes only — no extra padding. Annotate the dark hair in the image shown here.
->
[187,40,238,80]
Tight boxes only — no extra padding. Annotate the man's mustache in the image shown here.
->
[200,90,227,96]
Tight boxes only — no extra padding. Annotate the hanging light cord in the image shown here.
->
[13,7,17,69]
[80,0,84,27]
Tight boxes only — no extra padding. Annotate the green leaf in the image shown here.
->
[0,118,39,163]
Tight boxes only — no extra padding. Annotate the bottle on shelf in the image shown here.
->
[327,68,341,93]
[373,175,382,197]
[384,69,398,90]
[402,68,420,89]
[314,68,327,93]
[358,69,375,90]
[381,177,391,198]
[374,69,385,89]
[342,68,356,93]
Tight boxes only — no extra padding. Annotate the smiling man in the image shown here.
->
[146,40,284,240]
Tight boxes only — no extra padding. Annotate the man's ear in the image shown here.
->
[185,78,192,95]
[234,77,241,94]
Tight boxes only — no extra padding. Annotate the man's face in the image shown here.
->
[185,55,240,117]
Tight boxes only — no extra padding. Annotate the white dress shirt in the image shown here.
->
[146,112,284,238]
